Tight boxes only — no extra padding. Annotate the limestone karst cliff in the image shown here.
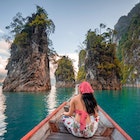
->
[77,29,122,90]
[114,3,140,85]
[3,6,55,92]
[55,56,75,88]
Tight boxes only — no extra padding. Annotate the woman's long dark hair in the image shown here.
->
[82,93,97,115]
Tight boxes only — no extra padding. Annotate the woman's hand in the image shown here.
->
[63,111,69,116]
[62,97,75,117]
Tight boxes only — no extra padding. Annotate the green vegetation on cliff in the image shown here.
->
[55,56,75,83]
[115,3,140,84]
[77,24,121,89]
[86,28,121,79]
[5,6,55,61]
[77,66,86,82]
[77,50,86,82]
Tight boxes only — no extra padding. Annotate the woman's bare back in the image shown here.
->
[73,94,92,124]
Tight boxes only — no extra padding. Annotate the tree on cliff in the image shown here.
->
[77,25,122,90]
[5,6,55,57]
[55,56,75,88]
[77,49,86,82]
[3,6,55,92]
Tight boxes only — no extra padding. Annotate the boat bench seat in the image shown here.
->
[48,105,114,139]
[47,132,111,140]
[100,124,114,137]
[99,117,114,137]
[49,119,60,132]
[49,118,69,133]
[49,118,113,140]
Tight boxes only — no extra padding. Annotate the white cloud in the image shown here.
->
[0,40,10,82]
[0,41,10,49]
[0,40,10,58]
[0,57,7,82]
[0,56,8,73]
[0,29,4,34]
[65,53,78,73]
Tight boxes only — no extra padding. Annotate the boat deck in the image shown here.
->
[47,118,113,140]
[21,103,132,140]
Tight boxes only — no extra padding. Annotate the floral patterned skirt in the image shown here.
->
[62,115,99,138]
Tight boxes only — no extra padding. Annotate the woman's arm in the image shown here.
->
[63,98,75,116]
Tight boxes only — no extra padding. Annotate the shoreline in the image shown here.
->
[123,84,140,88]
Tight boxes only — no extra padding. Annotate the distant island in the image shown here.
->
[3,6,54,92]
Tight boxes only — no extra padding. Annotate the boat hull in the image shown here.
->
[21,102,132,140]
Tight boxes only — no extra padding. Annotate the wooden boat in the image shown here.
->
[21,101,132,140]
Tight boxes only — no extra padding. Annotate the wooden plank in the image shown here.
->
[57,121,69,133]
[47,132,110,140]
[98,106,132,140]
[47,120,111,140]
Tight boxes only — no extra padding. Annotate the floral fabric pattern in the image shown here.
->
[62,115,99,138]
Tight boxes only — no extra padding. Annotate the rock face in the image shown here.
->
[55,81,75,88]
[114,3,140,85]
[85,49,121,90]
[3,26,51,92]
[114,3,140,42]
[80,30,122,90]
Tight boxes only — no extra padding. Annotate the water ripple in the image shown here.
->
[0,88,7,138]
[47,85,57,114]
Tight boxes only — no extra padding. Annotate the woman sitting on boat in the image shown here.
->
[62,81,99,138]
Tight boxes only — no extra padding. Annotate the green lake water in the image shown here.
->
[0,85,139,140]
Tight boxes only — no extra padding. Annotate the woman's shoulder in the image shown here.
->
[72,94,79,99]
[70,95,77,102]
[73,94,82,101]
[70,94,80,104]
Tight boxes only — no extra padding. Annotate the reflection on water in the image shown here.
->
[0,87,7,138]
[75,84,79,95]
[47,85,57,114]
[46,85,77,114]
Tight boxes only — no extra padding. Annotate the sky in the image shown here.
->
[0,0,139,81]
